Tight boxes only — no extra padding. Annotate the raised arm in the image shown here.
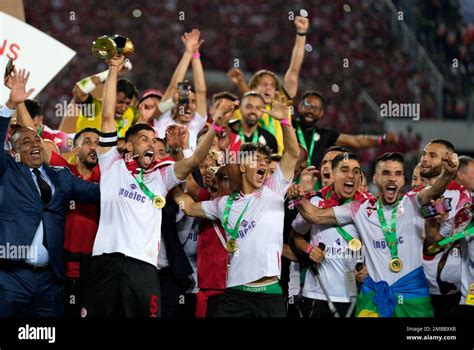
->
[283,16,309,98]
[227,68,250,95]
[263,101,299,180]
[73,69,108,103]
[1,68,34,175]
[99,55,123,153]
[161,29,202,102]
[336,132,398,149]
[418,152,459,205]
[191,30,207,117]
[173,124,216,180]
[172,185,207,218]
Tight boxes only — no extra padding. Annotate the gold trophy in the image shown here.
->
[91,34,134,60]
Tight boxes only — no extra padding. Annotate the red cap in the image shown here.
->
[139,89,163,104]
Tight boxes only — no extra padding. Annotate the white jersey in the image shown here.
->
[460,235,474,305]
[293,196,361,302]
[288,262,302,298]
[334,191,425,285]
[422,182,471,294]
[176,211,201,293]
[93,147,182,267]
[201,165,292,287]
[153,110,207,151]
[438,203,474,305]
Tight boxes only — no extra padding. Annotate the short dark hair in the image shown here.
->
[73,127,100,146]
[117,78,138,99]
[332,152,359,170]
[428,139,456,153]
[301,90,326,108]
[211,91,239,105]
[269,154,282,163]
[124,123,155,142]
[248,70,281,91]
[239,142,272,160]
[24,99,42,118]
[324,146,349,156]
[458,155,474,172]
[375,152,405,168]
[241,91,265,105]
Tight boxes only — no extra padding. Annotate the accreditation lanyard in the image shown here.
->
[376,198,400,259]
[326,190,355,243]
[222,192,253,241]
[238,125,259,143]
[134,169,156,201]
[437,223,474,247]
[296,126,316,161]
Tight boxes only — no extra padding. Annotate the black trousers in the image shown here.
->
[208,289,287,318]
[430,292,461,318]
[85,253,161,318]
[300,296,352,318]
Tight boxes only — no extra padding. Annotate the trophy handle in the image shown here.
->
[113,35,134,57]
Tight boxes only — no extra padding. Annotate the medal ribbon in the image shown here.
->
[436,223,474,247]
[222,192,253,241]
[296,125,316,161]
[325,190,355,243]
[238,125,259,144]
[376,198,400,260]
[134,169,158,201]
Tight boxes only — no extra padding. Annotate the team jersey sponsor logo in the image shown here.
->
[237,219,256,238]
[118,184,146,204]
[372,236,404,249]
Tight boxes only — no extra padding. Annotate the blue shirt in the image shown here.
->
[25,165,55,265]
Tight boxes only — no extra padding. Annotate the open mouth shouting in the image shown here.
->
[256,167,267,183]
[30,148,42,161]
[88,150,98,162]
[384,183,399,203]
[342,181,355,195]
[142,148,155,168]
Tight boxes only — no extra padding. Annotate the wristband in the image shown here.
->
[280,119,290,127]
[305,244,314,255]
[297,32,307,36]
[158,98,176,114]
[192,52,201,59]
[76,77,97,94]
[211,123,224,133]
[99,131,118,147]
[96,70,109,83]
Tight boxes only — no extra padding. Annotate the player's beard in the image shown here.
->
[420,163,442,180]
[243,113,258,127]
[79,152,98,170]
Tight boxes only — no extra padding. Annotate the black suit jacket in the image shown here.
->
[0,116,100,280]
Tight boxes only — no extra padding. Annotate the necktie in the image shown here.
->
[32,168,52,205]
[32,168,52,250]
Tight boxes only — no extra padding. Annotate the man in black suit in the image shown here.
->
[0,68,100,317]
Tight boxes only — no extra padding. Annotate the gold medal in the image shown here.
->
[466,283,474,305]
[348,238,362,252]
[226,239,238,253]
[390,258,403,273]
[152,195,166,209]
[427,243,442,255]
